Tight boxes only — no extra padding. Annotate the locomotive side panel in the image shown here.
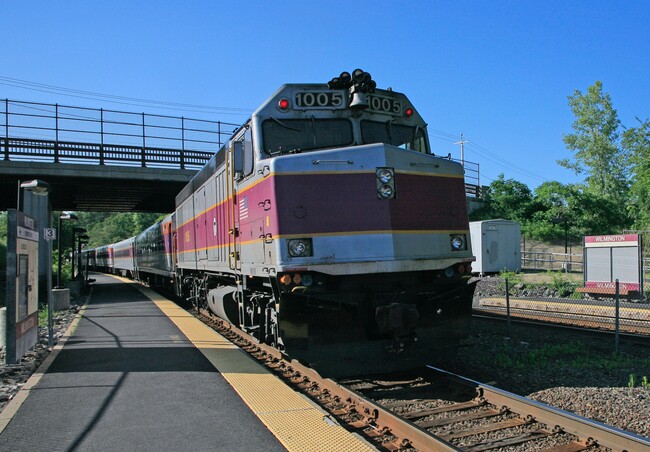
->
[176,195,197,271]
[206,170,229,265]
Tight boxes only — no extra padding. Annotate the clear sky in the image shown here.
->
[2,1,649,190]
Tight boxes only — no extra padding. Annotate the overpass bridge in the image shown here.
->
[1,99,241,212]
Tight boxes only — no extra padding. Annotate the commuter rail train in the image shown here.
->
[83,70,477,376]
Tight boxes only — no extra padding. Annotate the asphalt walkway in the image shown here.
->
[0,274,286,451]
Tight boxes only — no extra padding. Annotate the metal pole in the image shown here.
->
[54,103,59,163]
[141,112,146,167]
[71,230,76,280]
[47,237,53,348]
[4,98,9,160]
[180,116,185,169]
[615,279,620,354]
[76,237,82,278]
[99,108,105,165]
[506,278,511,331]
[57,215,62,287]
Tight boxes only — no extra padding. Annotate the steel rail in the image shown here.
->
[198,309,461,451]
[427,365,650,451]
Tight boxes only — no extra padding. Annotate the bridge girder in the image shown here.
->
[0,161,196,212]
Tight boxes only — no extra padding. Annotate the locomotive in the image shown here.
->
[86,70,476,376]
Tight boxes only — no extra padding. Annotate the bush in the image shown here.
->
[548,271,578,297]
[498,270,523,291]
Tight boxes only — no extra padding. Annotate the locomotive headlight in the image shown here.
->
[376,168,393,184]
[301,274,314,286]
[378,185,394,199]
[288,239,313,257]
[450,234,467,251]
[376,167,396,199]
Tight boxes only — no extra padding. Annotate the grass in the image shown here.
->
[628,374,650,388]
[453,319,650,393]
[484,339,650,387]
[496,269,583,297]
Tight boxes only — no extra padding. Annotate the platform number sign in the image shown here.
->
[44,228,56,241]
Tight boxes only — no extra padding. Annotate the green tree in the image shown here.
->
[76,211,163,247]
[470,174,535,222]
[622,117,650,228]
[559,81,630,203]
[529,181,626,242]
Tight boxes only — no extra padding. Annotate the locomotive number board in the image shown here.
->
[294,90,403,115]
[366,94,402,115]
[294,90,345,109]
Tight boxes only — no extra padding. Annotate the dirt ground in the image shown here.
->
[517,269,583,284]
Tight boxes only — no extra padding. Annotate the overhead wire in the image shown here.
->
[428,130,549,185]
[0,75,253,117]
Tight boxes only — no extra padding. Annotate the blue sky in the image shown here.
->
[2,1,649,190]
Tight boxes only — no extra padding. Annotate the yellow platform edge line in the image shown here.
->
[120,278,374,452]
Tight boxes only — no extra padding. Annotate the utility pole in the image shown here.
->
[454,133,468,167]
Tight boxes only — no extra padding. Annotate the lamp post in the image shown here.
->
[71,227,87,280]
[79,239,89,282]
[552,216,569,255]
[19,179,54,348]
[76,234,89,279]
[57,212,78,288]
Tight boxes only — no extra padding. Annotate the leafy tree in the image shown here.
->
[470,174,535,222]
[622,117,650,228]
[529,181,627,242]
[71,211,163,247]
[559,81,630,203]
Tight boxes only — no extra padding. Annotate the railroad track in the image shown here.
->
[196,308,650,451]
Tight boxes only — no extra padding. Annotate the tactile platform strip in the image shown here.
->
[131,282,374,452]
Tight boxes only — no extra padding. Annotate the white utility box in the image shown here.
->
[469,220,521,274]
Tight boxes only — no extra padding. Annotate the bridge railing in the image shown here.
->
[2,99,242,169]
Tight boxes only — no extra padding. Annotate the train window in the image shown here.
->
[243,127,254,176]
[262,118,353,155]
[361,120,428,153]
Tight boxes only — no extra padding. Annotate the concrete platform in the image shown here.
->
[0,274,372,451]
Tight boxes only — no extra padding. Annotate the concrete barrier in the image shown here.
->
[67,279,83,298]
[52,288,70,311]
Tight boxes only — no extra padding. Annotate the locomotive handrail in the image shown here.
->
[226,145,240,271]
[312,159,354,165]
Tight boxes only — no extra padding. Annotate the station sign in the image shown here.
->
[583,234,643,297]
[5,209,40,364]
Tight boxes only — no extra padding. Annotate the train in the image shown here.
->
[82,70,477,376]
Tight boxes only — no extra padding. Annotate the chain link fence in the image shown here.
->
[473,275,650,352]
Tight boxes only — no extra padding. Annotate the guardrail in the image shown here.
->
[521,251,583,272]
[2,99,241,169]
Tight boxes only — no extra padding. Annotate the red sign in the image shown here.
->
[584,234,639,247]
